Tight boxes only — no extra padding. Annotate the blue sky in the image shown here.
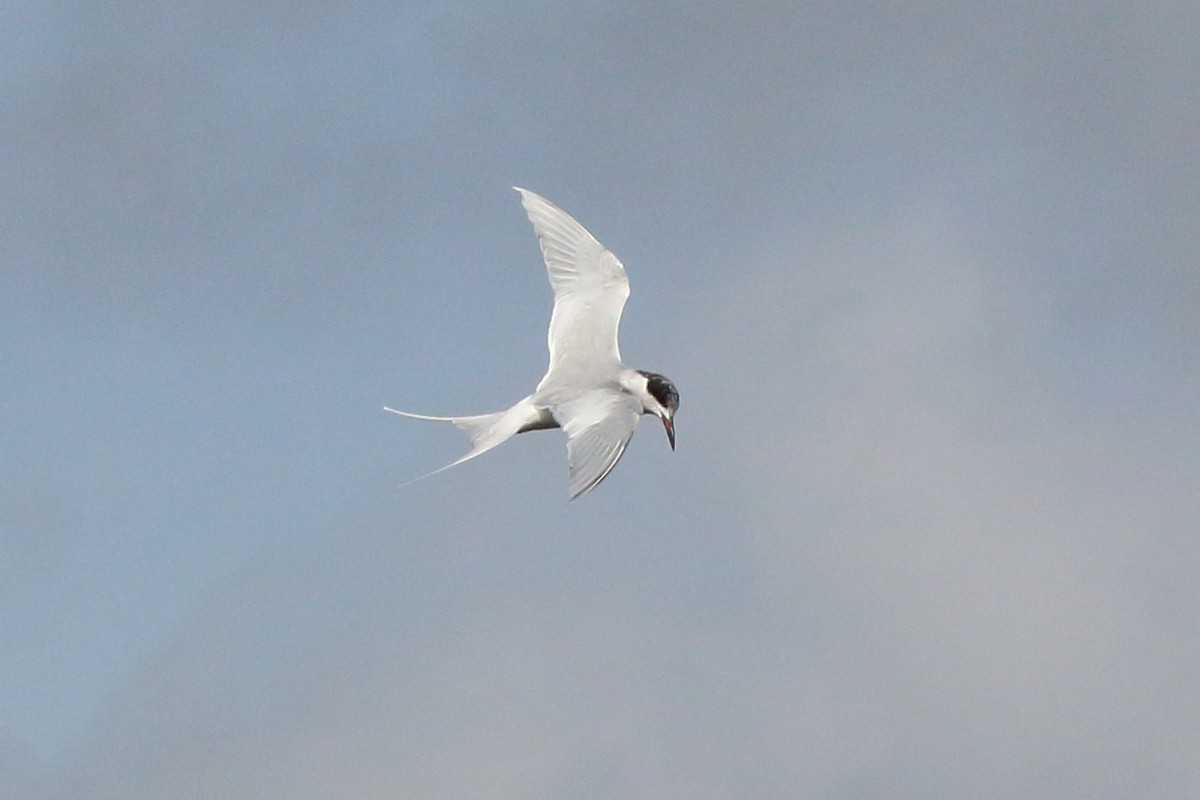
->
[3,2,1198,797]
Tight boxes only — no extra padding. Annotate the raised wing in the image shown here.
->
[554,389,642,501]
[515,188,630,383]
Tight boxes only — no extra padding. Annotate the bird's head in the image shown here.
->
[637,371,679,450]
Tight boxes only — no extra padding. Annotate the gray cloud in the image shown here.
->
[4,2,1197,798]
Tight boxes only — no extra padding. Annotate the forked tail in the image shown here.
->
[384,397,545,485]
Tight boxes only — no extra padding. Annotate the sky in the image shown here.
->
[3,2,1198,797]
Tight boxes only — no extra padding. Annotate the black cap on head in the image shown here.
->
[641,372,679,413]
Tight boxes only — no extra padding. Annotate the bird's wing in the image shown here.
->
[515,188,630,385]
[553,389,642,501]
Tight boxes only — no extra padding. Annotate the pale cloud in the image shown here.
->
[5,2,1198,798]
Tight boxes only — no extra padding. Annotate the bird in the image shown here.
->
[386,187,679,501]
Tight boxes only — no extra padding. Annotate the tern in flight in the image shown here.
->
[386,188,679,500]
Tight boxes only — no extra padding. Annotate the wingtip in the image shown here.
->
[514,186,551,206]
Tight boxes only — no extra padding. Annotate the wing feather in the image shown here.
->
[515,188,630,383]
[555,390,641,501]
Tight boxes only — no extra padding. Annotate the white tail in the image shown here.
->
[385,397,547,486]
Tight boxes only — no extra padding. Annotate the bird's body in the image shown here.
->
[387,188,679,500]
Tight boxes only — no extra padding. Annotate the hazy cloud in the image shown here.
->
[3,2,1197,798]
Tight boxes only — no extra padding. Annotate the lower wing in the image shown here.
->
[553,390,642,501]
